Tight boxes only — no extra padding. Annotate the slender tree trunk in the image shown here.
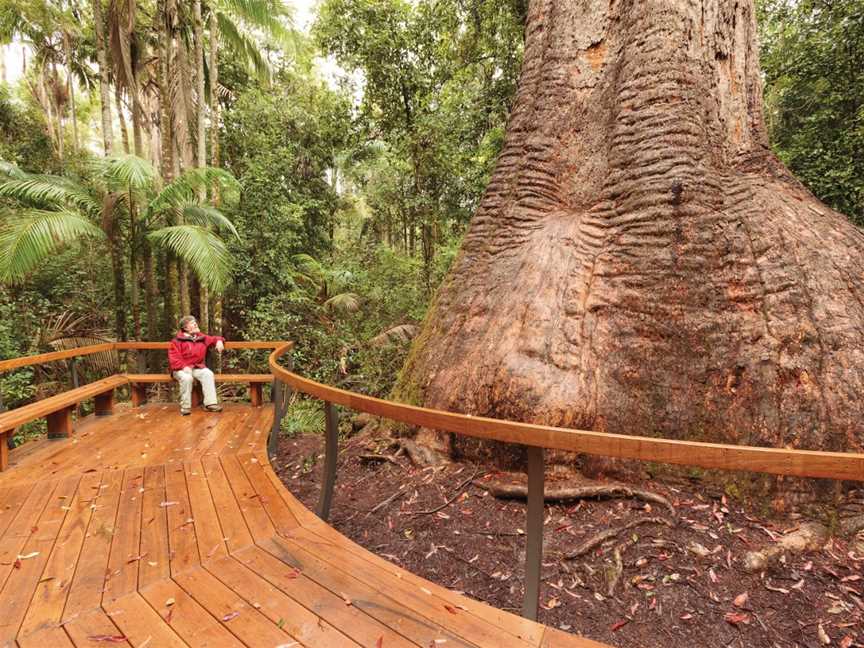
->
[129,190,141,339]
[209,11,224,337]
[193,0,209,328]
[115,84,130,154]
[92,0,114,154]
[397,0,864,457]
[63,33,79,152]
[143,244,159,339]
[49,63,64,162]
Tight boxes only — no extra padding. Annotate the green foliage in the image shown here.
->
[0,208,103,282]
[280,397,326,437]
[0,86,56,174]
[758,0,864,225]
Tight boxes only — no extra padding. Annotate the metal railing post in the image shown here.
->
[269,379,283,458]
[317,401,339,521]
[522,445,545,620]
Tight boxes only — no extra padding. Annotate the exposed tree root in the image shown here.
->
[564,517,675,560]
[398,439,449,467]
[472,481,676,516]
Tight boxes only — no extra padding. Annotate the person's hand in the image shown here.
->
[215,340,225,353]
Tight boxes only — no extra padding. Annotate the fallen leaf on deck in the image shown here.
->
[160,501,178,507]
[444,605,459,614]
[165,598,175,607]
[17,552,39,560]
[733,592,749,608]
[86,635,127,643]
[376,638,383,648]
[221,611,240,622]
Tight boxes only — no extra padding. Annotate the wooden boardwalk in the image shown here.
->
[0,404,606,647]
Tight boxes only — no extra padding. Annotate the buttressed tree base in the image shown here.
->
[397,0,864,458]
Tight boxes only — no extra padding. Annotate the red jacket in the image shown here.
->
[168,332,225,371]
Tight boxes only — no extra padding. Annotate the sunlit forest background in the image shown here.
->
[0,0,861,417]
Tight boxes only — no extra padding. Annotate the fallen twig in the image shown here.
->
[406,469,481,516]
[565,517,675,560]
[369,486,408,514]
[473,481,675,516]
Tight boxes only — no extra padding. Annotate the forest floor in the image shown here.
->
[272,426,864,648]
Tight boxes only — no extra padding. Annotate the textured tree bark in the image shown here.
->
[397,0,864,456]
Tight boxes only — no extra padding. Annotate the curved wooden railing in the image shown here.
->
[268,342,864,621]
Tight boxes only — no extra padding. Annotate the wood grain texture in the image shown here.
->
[0,343,114,373]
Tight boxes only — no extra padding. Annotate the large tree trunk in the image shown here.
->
[397,0,864,457]
[92,0,114,154]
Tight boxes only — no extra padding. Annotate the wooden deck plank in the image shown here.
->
[62,607,131,647]
[0,484,36,539]
[206,408,265,457]
[233,544,414,648]
[19,472,103,638]
[540,627,611,648]
[260,535,477,648]
[234,451,299,535]
[174,565,300,646]
[63,470,124,620]
[183,461,228,562]
[199,456,254,553]
[138,465,170,589]
[0,475,81,642]
[16,626,75,648]
[104,592,188,648]
[139,578,244,647]
[218,454,277,542]
[286,525,537,648]
[205,553,360,648]
[103,468,145,604]
[192,409,252,459]
[164,464,200,575]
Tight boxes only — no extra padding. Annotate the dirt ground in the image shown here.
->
[271,428,864,648]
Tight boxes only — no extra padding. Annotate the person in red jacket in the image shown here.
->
[168,315,225,415]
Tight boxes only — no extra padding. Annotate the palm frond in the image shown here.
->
[147,225,232,293]
[215,0,296,46]
[181,204,240,240]
[0,175,100,213]
[0,209,105,283]
[94,154,158,191]
[215,11,271,81]
[324,292,361,316]
[291,253,325,287]
[151,166,240,211]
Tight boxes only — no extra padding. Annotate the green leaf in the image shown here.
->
[95,154,158,191]
[181,204,241,240]
[0,209,105,283]
[148,225,233,293]
[0,175,100,213]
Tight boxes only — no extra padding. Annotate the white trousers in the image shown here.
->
[173,367,217,409]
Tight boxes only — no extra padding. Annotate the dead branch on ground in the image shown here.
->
[472,481,676,516]
[565,516,675,560]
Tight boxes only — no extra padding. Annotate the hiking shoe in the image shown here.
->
[180,408,191,416]
[205,404,223,412]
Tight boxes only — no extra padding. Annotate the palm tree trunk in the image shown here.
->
[129,190,141,339]
[159,0,179,333]
[49,63,64,162]
[115,84,130,154]
[63,33,79,151]
[193,0,209,328]
[92,0,114,154]
[143,243,158,339]
[209,11,223,337]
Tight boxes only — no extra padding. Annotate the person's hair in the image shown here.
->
[179,315,197,332]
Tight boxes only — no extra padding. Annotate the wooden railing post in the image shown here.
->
[317,401,339,521]
[523,446,545,621]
